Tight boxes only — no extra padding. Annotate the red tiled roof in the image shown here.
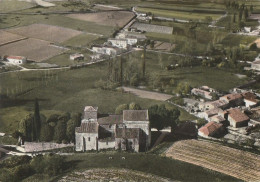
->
[7,56,25,60]
[199,121,223,136]
[227,108,249,123]
[220,93,243,102]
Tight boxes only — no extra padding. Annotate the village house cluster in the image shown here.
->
[75,106,151,152]
[184,86,260,147]
[191,87,260,147]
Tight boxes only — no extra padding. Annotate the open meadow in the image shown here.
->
[24,152,239,182]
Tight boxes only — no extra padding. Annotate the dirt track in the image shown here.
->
[122,87,173,101]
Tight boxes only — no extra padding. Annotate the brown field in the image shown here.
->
[67,11,135,27]
[165,139,260,182]
[6,24,82,43]
[0,30,26,46]
[122,87,173,101]
[0,38,68,62]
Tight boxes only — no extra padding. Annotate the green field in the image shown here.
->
[0,0,35,13]
[136,7,222,21]
[0,61,197,134]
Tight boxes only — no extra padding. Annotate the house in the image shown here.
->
[209,115,226,124]
[191,88,212,100]
[198,121,224,138]
[251,59,260,71]
[242,92,259,108]
[75,106,151,152]
[200,100,229,111]
[6,56,26,65]
[70,53,84,61]
[90,54,102,60]
[108,38,128,49]
[92,45,120,56]
[199,108,223,120]
[220,93,244,107]
[224,108,250,128]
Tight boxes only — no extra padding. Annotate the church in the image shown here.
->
[75,106,151,152]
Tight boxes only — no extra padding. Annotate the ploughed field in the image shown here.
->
[165,139,260,182]
[0,30,26,46]
[6,24,82,43]
[0,38,68,62]
[59,168,172,182]
[67,11,135,27]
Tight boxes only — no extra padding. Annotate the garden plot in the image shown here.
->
[131,22,173,34]
[67,11,135,27]
[6,24,83,43]
[0,38,68,62]
[0,30,26,46]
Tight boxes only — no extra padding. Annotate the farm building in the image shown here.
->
[209,115,226,124]
[75,106,151,152]
[191,88,212,100]
[222,108,250,128]
[199,108,223,120]
[108,38,128,49]
[6,56,26,65]
[92,45,121,56]
[70,53,84,61]
[198,121,224,138]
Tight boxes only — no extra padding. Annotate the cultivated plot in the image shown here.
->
[0,38,68,62]
[6,24,83,43]
[165,139,260,182]
[131,22,173,34]
[67,11,135,27]
[0,30,26,46]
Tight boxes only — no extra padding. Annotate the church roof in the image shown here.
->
[97,114,123,124]
[75,122,98,133]
[115,128,140,139]
[123,110,149,121]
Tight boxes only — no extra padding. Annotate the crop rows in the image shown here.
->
[165,139,260,181]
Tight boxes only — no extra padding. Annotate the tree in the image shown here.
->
[148,104,180,131]
[141,47,146,78]
[54,120,67,143]
[115,104,129,114]
[129,102,142,110]
[40,124,54,142]
[19,114,34,141]
[33,98,41,141]
[176,82,191,96]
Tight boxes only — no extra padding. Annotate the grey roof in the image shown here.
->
[123,110,149,121]
[115,128,140,139]
[75,122,98,133]
[97,114,123,125]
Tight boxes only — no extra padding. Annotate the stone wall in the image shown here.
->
[24,142,74,152]
[75,133,98,151]
[98,140,115,150]
[124,121,151,148]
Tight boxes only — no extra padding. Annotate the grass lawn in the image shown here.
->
[136,7,222,21]
[62,33,101,47]
[221,34,258,47]
[42,153,239,182]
